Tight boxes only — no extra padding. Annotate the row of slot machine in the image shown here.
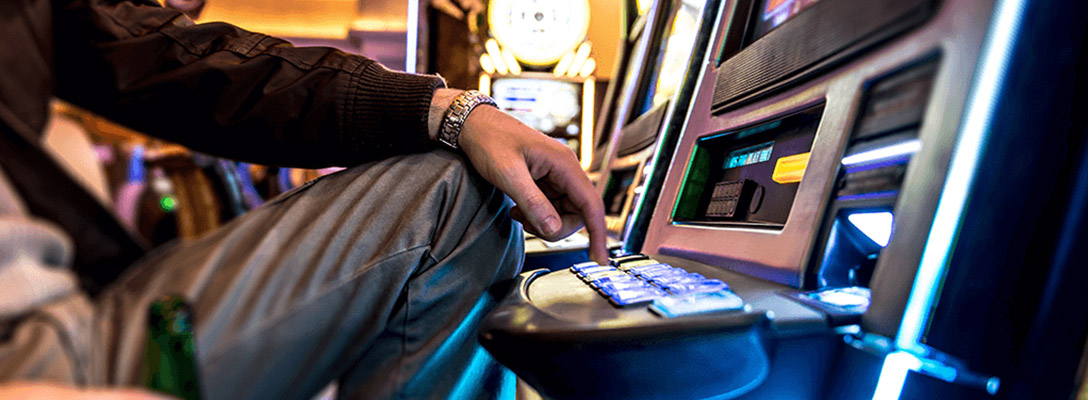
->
[52,103,340,247]
[477,0,1088,399]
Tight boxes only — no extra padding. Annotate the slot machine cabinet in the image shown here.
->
[522,0,718,261]
[480,0,1088,398]
[484,73,595,158]
[480,0,596,159]
[595,0,717,243]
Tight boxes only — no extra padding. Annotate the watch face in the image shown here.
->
[488,0,591,66]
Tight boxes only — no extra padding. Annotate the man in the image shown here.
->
[0,0,608,398]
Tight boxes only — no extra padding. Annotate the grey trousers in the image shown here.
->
[0,151,523,400]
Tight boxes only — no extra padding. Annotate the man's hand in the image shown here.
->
[430,89,608,264]
[0,382,172,399]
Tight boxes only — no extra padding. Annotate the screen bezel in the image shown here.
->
[744,0,823,48]
[711,0,938,113]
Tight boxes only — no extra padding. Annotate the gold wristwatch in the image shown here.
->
[438,90,498,150]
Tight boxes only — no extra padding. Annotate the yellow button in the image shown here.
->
[772,152,810,184]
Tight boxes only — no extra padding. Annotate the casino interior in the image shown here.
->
[23,0,1088,398]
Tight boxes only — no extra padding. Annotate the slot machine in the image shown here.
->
[481,0,1088,398]
[595,0,716,241]
[481,0,596,159]
[524,0,717,261]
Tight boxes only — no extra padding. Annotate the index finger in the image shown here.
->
[549,162,609,265]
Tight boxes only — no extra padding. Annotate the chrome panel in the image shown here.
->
[642,0,996,297]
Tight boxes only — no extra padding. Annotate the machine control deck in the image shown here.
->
[478,253,834,400]
[570,257,739,312]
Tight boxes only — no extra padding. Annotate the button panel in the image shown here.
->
[568,255,745,315]
[706,179,757,218]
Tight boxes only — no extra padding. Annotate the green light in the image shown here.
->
[160,196,178,213]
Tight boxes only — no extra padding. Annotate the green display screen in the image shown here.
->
[724,141,774,169]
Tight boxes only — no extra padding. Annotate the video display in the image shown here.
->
[749,0,821,43]
[637,0,707,117]
[491,78,582,138]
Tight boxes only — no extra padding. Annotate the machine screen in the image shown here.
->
[491,78,582,142]
[635,0,706,117]
[747,0,822,45]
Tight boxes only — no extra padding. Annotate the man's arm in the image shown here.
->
[431,89,609,263]
[53,0,609,263]
[52,0,444,168]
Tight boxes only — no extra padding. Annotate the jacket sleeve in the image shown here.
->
[51,0,446,168]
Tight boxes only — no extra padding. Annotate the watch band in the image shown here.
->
[438,90,498,150]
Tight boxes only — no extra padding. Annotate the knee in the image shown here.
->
[282,150,522,277]
[410,152,522,268]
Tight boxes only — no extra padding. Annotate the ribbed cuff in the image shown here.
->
[346,61,447,156]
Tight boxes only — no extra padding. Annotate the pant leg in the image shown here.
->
[333,188,523,400]
[0,294,95,385]
[92,151,522,400]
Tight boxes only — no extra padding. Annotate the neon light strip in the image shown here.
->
[405,0,418,73]
[843,156,911,174]
[872,0,1029,397]
[837,190,898,202]
[873,352,921,399]
[842,139,922,166]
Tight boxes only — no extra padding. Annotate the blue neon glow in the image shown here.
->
[126,145,145,183]
[838,190,899,202]
[844,157,911,174]
[402,291,510,399]
[841,139,921,166]
[848,212,894,247]
[872,0,1029,397]
[873,352,921,399]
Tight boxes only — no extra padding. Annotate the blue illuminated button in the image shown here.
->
[647,273,706,286]
[649,290,745,318]
[576,266,617,277]
[635,268,689,280]
[597,280,655,296]
[626,264,673,275]
[590,275,640,288]
[570,262,603,273]
[608,287,668,307]
[582,270,627,282]
[664,279,729,295]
